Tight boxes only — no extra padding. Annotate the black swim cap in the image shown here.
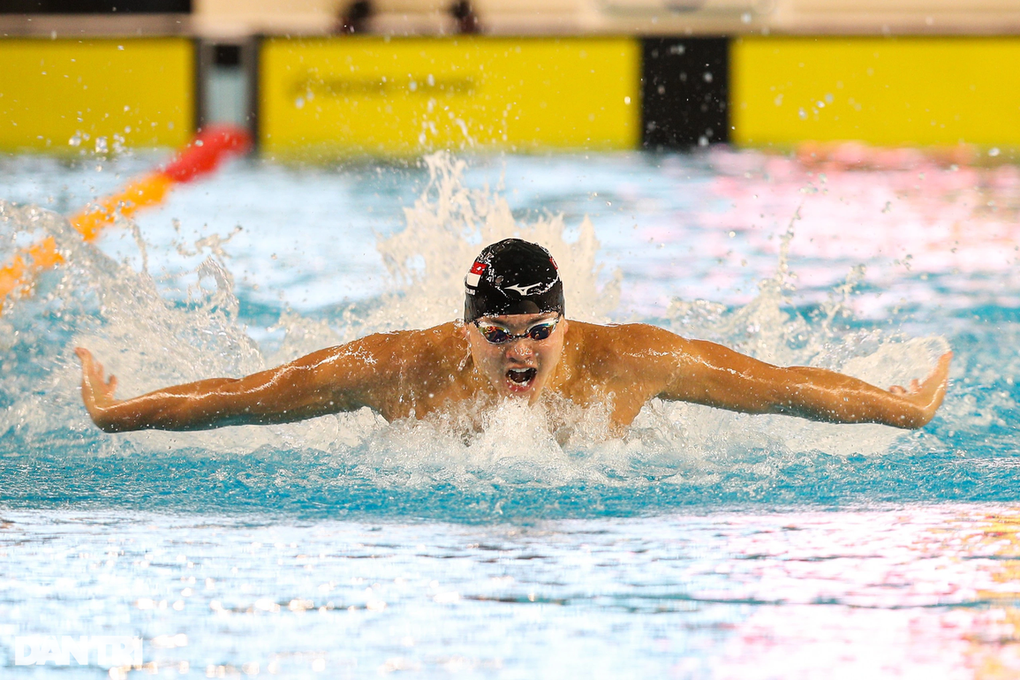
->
[464,238,565,322]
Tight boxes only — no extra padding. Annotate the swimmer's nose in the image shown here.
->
[504,338,534,359]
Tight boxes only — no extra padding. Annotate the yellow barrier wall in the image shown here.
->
[260,37,640,157]
[0,38,194,153]
[732,37,1020,148]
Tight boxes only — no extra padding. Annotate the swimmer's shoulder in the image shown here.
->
[412,321,468,352]
[565,320,693,376]
[388,322,470,372]
[317,322,465,368]
[567,320,688,351]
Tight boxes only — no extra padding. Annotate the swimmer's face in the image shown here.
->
[464,312,568,403]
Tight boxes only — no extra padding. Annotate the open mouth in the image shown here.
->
[506,367,537,386]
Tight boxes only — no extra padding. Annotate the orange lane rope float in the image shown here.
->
[0,124,251,310]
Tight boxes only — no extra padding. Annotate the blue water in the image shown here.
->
[1,149,1019,676]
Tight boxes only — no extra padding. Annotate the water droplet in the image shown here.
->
[741,12,752,23]
[798,108,807,120]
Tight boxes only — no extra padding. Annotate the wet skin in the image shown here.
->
[76,316,952,434]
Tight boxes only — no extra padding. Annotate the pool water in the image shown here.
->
[1,149,1019,677]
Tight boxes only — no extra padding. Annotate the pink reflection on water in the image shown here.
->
[708,150,1020,271]
[695,507,1020,679]
[646,146,1020,312]
[717,605,977,680]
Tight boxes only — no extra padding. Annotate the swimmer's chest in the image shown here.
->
[380,360,650,427]
[548,373,651,428]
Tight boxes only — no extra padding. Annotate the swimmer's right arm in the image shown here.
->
[75,338,401,432]
[614,324,951,429]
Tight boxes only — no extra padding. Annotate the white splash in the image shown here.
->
[0,152,954,490]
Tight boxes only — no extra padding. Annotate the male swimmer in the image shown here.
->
[76,238,951,434]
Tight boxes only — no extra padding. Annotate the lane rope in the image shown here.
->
[0,125,251,311]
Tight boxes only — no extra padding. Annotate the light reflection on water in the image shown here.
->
[4,506,1020,677]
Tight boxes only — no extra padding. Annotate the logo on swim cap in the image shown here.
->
[505,282,547,296]
[464,238,565,322]
[466,261,487,289]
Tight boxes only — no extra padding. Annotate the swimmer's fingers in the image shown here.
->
[888,352,952,397]
[922,352,953,394]
[887,381,919,395]
[75,347,119,409]
[918,352,952,420]
[922,352,953,401]
[909,352,953,423]
[75,347,103,387]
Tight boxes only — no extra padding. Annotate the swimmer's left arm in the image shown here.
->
[644,331,952,429]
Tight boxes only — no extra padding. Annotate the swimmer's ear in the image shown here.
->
[556,317,569,339]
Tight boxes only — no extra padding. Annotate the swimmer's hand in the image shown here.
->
[75,347,121,430]
[886,351,953,427]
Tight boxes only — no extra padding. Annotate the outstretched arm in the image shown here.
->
[653,335,951,429]
[75,336,401,433]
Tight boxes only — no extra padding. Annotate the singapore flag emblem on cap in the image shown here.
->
[466,261,487,288]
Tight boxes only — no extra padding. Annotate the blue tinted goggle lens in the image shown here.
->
[475,318,559,344]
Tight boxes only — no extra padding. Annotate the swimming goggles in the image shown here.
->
[473,316,560,344]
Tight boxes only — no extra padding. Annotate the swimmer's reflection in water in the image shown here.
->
[76,239,952,435]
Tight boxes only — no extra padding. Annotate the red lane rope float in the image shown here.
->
[0,125,251,310]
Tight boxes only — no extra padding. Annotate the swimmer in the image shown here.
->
[76,238,952,434]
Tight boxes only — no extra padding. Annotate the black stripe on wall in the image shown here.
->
[641,37,730,150]
[0,1,191,13]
